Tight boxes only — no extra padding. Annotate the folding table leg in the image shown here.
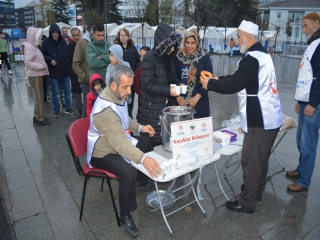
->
[213,162,230,201]
[154,182,174,236]
[187,173,207,216]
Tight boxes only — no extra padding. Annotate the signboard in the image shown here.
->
[171,117,213,159]
[11,29,22,38]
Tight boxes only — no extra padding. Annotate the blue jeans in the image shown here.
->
[50,76,71,112]
[296,103,320,188]
[230,47,234,56]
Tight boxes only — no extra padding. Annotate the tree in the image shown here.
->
[35,1,55,27]
[216,4,237,49]
[72,0,123,31]
[51,0,73,23]
[159,0,173,23]
[145,0,159,26]
[269,19,286,51]
[107,0,123,24]
[285,17,292,41]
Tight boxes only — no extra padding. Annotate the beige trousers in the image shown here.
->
[29,76,44,121]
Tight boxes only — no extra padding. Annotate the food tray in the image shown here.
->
[220,130,237,142]
[146,190,176,209]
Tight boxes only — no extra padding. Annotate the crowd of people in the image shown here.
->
[20,12,320,238]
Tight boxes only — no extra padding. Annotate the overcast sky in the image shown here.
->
[14,0,39,9]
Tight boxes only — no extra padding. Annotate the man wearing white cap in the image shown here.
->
[286,12,320,192]
[200,20,283,213]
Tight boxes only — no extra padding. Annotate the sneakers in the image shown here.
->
[65,108,75,115]
[8,70,13,75]
[54,111,60,118]
[33,117,51,126]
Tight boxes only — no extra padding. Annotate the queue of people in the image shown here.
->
[21,12,320,238]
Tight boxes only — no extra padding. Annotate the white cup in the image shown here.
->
[163,161,171,173]
[181,85,187,94]
[170,84,177,87]
[174,86,181,95]
[158,164,165,178]
[169,159,177,172]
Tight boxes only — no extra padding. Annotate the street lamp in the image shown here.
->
[139,8,146,45]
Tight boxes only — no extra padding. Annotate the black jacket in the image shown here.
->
[114,38,140,72]
[137,23,182,144]
[65,41,81,94]
[207,42,268,127]
[40,23,67,78]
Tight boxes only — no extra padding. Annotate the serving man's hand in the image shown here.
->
[143,156,161,178]
[142,125,155,137]
[200,76,218,90]
[294,103,299,114]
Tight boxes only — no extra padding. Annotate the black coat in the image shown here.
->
[137,23,182,144]
[40,23,67,79]
[65,41,82,94]
[114,38,140,72]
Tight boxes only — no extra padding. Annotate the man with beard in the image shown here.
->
[65,28,82,117]
[286,12,320,192]
[87,65,161,238]
[200,20,283,213]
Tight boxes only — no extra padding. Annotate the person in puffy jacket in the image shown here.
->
[24,27,50,126]
[137,23,182,147]
[86,73,106,117]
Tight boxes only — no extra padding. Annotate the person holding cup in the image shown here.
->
[173,28,213,118]
[138,23,183,147]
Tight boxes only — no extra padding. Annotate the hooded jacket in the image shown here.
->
[86,34,112,80]
[114,38,140,72]
[137,23,182,144]
[105,45,130,85]
[72,32,91,85]
[40,23,67,78]
[86,73,106,117]
[24,27,49,77]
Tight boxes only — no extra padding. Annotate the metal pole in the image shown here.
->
[104,0,107,24]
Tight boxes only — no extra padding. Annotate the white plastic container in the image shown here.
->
[213,131,231,146]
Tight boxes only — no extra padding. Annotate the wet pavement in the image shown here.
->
[0,55,319,240]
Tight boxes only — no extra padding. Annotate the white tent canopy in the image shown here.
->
[205,27,237,39]
[109,22,155,38]
[105,23,119,36]
[42,22,84,37]
[262,30,277,39]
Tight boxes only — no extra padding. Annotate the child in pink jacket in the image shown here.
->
[24,27,50,126]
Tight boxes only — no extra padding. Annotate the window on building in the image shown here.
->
[277,12,281,19]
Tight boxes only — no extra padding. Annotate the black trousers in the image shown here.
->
[90,135,152,212]
[0,52,11,70]
[238,127,279,211]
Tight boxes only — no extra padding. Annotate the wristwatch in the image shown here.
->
[98,55,102,60]
[138,125,143,132]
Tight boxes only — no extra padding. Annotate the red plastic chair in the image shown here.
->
[66,118,120,226]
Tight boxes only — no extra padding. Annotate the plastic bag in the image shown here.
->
[279,114,298,132]
[221,114,241,130]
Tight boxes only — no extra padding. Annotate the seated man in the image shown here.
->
[87,65,161,238]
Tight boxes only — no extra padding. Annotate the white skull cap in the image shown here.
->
[238,20,258,36]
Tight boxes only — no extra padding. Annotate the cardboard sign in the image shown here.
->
[170,117,213,159]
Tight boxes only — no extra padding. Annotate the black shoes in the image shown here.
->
[136,179,155,191]
[120,215,138,238]
[33,117,50,126]
[226,200,254,214]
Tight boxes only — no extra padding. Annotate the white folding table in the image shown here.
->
[205,127,294,200]
[132,151,221,236]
